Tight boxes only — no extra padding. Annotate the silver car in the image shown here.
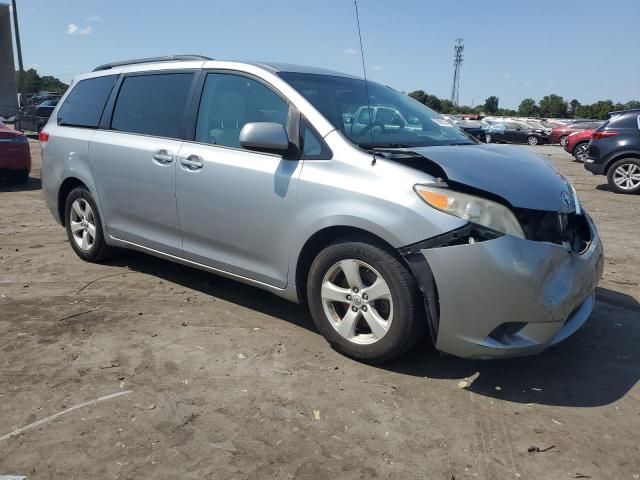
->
[40,56,604,363]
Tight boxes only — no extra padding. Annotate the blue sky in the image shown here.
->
[9,0,640,108]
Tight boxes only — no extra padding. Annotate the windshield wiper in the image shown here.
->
[369,143,413,149]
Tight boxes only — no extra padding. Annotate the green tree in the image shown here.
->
[408,90,443,112]
[591,100,615,119]
[624,100,640,110]
[568,99,581,117]
[439,99,457,114]
[483,96,499,114]
[408,90,426,102]
[16,68,67,96]
[538,94,568,118]
[576,104,594,119]
[518,98,539,117]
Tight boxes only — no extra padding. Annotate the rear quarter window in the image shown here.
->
[608,113,640,130]
[57,75,118,128]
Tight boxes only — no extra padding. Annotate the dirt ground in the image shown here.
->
[0,141,638,480]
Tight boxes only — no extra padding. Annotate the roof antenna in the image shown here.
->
[354,0,376,165]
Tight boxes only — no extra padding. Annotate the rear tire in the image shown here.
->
[607,158,640,194]
[307,237,426,363]
[485,134,492,143]
[559,135,568,146]
[64,187,113,262]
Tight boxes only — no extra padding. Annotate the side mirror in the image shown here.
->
[239,122,289,153]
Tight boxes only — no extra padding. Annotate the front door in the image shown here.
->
[89,72,194,256]
[175,72,301,287]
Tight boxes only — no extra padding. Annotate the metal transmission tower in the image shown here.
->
[450,38,464,106]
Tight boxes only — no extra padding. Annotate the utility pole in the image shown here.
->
[11,0,24,103]
[450,38,464,106]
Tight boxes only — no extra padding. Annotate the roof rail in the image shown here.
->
[93,55,213,72]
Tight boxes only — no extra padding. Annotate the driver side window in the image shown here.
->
[195,73,289,148]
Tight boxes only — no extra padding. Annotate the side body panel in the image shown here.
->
[41,124,99,224]
[285,130,468,288]
[89,131,184,256]
[175,142,303,288]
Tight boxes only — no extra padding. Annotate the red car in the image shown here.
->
[550,121,601,146]
[0,121,31,184]
[564,129,594,162]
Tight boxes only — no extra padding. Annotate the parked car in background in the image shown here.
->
[564,129,595,162]
[40,56,602,363]
[16,99,59,133]
[486,121,549,145]
[520,120,551,134]
[449,119,487,142]
[550,121,601,146]
[584,109,640,194]
[0,121,31,183]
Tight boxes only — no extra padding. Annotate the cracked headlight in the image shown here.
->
[415,184,525,238]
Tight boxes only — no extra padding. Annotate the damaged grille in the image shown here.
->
[515,209,592,254]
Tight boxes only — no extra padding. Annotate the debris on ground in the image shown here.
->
[210,440,237,453]
[527,445,556,453]
[272,369,292,375]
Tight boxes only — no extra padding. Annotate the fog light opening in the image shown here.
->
[489,322,528,344]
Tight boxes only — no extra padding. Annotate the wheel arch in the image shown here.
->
[294,225,402,305]
[571,140,589,155]
[603,150,640,174]
[57,177,88,226]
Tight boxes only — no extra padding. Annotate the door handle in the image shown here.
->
[152,149,174,164]
[179,155,204,170]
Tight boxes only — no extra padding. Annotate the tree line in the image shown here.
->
[15,69,68,96]
[408,90,640,120]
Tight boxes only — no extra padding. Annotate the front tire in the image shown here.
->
[485,133,492,143]
[573,142,589,162]
[527,135,539,145]
[64,187,113,261]
[559,135,568,146]
[307,237,426,363]
[607,158,640,194]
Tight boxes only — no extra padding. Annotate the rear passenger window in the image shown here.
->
[57,75,117,128]
[111,73,193,138]
[195,73,288,148]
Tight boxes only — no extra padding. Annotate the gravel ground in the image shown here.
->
[0,141,638,479]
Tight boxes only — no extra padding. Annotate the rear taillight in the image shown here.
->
[38,131,49,142]
[591,131,618,140]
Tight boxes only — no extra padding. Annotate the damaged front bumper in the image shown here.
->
[401,216,604,359]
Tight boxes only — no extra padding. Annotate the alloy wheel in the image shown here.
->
[575,143,589,162]
[69,198,97,251]
[612,163,640,191]
[485,134,492,143]
[527,136,538,145]
[320,259,393,345]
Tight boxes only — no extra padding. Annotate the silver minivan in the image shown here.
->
[41,56,604,363]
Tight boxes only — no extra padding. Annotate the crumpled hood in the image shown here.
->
[410,144,576,212]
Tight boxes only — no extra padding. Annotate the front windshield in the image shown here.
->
[278,72,475,148]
